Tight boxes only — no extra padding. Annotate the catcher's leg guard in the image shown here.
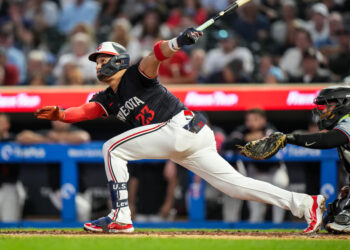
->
[326,202,350,233]
[323,199,341,228]
[324,186,350,233]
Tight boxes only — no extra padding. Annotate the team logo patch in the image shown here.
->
[97,44,102,51]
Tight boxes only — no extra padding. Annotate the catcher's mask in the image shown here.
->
[89,42,130,80]
[312,86,350,130]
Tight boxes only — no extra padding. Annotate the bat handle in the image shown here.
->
[196,19,215,32]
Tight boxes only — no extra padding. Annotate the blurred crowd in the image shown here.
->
[0,0,349,87]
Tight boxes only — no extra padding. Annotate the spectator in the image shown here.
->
[109,18,142,64]
[58,0,100,34]
[0,46,19,86]
[16,121,91,221]
[203,30,254,76]
[328,12,345,39]
[158,50,196,84]
[270,0,305,49]
[259,0,280,22]
[122,0,168,23]
[95,0,125,43]
[23,0,60,29]
[306,3,330,48]
[223,108,289,223]
[17,121,91,145]
[26,50,55,86]
[190,48,207,83]
[0,22,26,84]
[128,161,177,222]
[207,59,251,84]
[292,48,331,83]
[131,9,171,53]
[57,23,96,57]
[280,28,321,80]
[0,113,24,222]
[20,0,64,55]
[166,0,207,33]
[53,32,96,84]
[233,0,270,43]
[322,0,345,13]
[328,28,350,81]
[7,1,36,52]
[200,0,229,13]
[59,61,85,86]
[256,55,285,84]
[319,12,345,54]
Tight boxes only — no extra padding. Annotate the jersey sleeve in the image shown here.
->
[334,117,350,142]
[89,89,111,117]
[128,62,159,87]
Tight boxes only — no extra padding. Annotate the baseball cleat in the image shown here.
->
[84,216,134,233]
[303,195,326,234]
[108,222,135,233]
[325,222,350,233]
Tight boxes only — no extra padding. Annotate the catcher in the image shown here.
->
[239,85,350,233]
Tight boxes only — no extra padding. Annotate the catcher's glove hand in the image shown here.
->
[34,106,64,121]
[237,132,287,160]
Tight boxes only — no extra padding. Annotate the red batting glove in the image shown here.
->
[34,106,65,121]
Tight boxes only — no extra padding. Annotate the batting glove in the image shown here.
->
[34,106,65,121]
[177,28,203,47]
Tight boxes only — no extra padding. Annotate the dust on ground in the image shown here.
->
[1,230,350,240]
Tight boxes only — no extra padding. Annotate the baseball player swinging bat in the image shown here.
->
[35,0,325,234]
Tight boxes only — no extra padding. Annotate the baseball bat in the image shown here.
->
[196,0,251,31]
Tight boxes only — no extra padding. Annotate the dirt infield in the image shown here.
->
[1,230,350,240]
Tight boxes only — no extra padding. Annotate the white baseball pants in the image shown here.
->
[102,111,309,224]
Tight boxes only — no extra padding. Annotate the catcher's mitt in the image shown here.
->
[237,132,287,160]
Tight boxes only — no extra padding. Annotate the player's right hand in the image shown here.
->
[34,106,64,121]
[177,27,203,47]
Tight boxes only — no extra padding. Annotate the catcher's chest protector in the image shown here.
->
[334,117,350,176]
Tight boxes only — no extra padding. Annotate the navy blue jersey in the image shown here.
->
[90,63,186,128]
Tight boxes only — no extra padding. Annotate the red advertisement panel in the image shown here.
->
[0,85,327,112]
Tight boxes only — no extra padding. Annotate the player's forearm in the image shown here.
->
[140,28,202,78]
[286,129,348,149]
[159,40,178,58]
[63,102,105,123]
[138,41,175,79]
[154,28,202,62]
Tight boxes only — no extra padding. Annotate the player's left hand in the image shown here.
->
[34,106,64,121]
[177,27,203,47]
